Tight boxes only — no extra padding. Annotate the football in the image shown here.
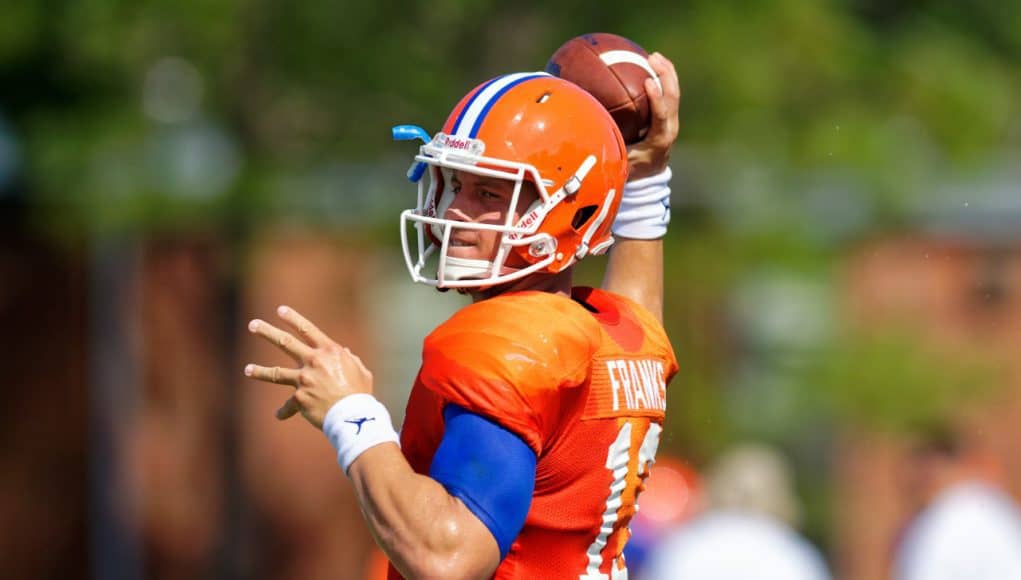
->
[545,33,660,144]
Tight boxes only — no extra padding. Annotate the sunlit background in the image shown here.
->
[3,1,1021,579]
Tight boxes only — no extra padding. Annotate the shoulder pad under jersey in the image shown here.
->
[418,291,600,453]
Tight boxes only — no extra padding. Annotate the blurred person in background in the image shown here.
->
[643,443,832,580]
[893,426,1021,580]
[245,54,684,579]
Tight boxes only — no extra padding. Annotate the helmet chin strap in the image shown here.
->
[441,256,501,283]
[438,238,526,286]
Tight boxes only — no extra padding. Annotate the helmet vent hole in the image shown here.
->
[572,205,599,230]
[536,91,552,104]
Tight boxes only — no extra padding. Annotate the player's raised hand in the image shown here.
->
[627,52,680,180]
[244,305,374,429]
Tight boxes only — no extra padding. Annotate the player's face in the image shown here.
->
[444,170,538,261]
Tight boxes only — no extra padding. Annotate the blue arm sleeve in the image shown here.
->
[429,404,537,559]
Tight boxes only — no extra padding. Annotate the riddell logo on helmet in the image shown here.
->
[518,209,541,229]
[429,133,484,157]
[442,136,472,150]
[509,209,544,240]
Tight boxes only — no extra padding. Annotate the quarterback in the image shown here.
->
[246,54,681,579]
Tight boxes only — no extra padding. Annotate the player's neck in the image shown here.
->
[469,268,573,303]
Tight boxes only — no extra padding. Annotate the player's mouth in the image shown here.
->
[448,231,481,248]
[446,235,489,260]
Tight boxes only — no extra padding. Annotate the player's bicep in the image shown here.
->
[429,404,537,559]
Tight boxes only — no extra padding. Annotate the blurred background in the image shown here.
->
[3,0,1021,578]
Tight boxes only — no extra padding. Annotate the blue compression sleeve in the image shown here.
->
[429,404,537,559]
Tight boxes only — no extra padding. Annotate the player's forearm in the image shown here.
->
[603,238,664,322]
[348,445,498,579]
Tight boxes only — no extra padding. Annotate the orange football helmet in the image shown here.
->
[396,72,628,288]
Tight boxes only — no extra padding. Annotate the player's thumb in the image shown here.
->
[276,396,301,420]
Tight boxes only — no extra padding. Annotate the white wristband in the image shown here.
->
[322,393,400,474]
[613,166,672,239]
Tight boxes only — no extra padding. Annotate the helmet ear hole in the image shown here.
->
[571,205,599,231]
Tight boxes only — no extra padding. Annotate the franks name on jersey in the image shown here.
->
[608,358,667,412]
[584,357,668,421]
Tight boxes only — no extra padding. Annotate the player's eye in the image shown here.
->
[479,189,501,200]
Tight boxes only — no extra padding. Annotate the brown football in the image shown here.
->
[545,33,659,144]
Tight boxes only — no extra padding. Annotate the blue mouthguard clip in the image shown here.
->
[392,125,430,183]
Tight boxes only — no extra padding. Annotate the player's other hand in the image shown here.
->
[628,52,680,181]
[244,305,373,430]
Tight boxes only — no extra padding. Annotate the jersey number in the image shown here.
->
[580,420,662,579]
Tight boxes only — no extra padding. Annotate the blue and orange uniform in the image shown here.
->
[392,287,678,579]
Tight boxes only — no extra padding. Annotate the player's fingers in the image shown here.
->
[644,56,680,145]
[276,396,301,420]
[645,78,678,145]
[244,363,301,387]
[648,57,679,109]
[650,52,680,100]
[275,305,330,348]
[248,319,313,362]
[646,57,679,129]
[646,77,669,121]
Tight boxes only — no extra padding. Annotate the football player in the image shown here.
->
[246,54,680,579]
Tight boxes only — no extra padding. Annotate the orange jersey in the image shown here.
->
[393,287,678,579]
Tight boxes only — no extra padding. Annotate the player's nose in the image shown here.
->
[444,191,477,222]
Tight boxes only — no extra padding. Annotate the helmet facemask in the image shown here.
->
[400,133,575,289]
